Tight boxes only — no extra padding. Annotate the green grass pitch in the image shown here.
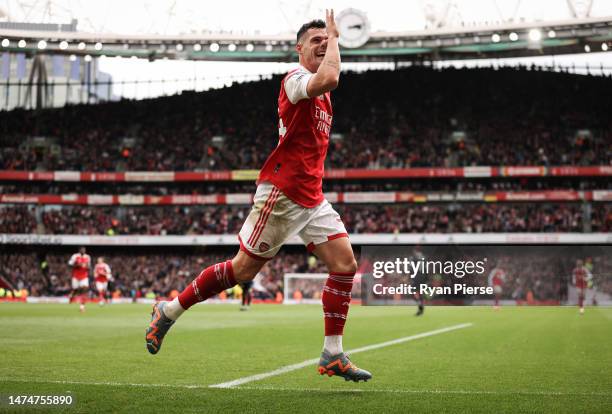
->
[1,303,611,413]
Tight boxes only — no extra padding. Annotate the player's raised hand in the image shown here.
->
[326,9,339,38]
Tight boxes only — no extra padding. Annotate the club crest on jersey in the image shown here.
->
[259,242,270,252]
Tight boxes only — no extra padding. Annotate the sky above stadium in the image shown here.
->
[2,0,610,98]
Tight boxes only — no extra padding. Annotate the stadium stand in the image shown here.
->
[1,203,609,235]
[0,248,316,298]
[1,66,610,299]
[2,247,611,301]
[1,67,610,171]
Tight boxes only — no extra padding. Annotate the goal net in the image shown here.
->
[283,273,362,304]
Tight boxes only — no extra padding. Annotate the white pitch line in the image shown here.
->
[235,385,612,397]
[2,379,610,398]
[1,379,208,389]
[209,323,473,388]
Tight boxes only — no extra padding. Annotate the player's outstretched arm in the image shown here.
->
[307,9,341,97]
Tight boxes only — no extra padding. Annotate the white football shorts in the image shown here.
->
[238,182,348,260]
[95,281,108,292]
[71,277,89,290]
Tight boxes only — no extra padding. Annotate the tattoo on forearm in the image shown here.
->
[324,60,340,70]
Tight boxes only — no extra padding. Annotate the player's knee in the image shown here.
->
[232,263,258,282]
[231,252,264,282]
[330,257,358,275]
[346,258,358,274]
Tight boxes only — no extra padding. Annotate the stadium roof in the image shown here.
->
[1,16,611,62]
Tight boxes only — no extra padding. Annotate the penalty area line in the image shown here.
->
[209,322,473,389]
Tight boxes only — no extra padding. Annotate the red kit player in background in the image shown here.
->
[488,261,506,310]
[146,9,371,382]
[94,257,113,306]
[572,259,592,315]
[68,246,91,313]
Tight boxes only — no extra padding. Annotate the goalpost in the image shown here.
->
[283,273,362,304]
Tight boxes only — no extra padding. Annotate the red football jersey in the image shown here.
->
[94,263,112,283]
[257,67,333,208]
[488,268,506,287]
[69,253,91,280]
[572,267,589,289]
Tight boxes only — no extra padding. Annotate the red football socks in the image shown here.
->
[322,272,355,336]
[178,260,236,309]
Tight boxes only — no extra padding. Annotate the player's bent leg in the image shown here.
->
[312,236,358,275]
[231,250,267,283]
[147,259,238,354]
[146,251,265,355]
[312,237,371,382]
[146,301,175,354]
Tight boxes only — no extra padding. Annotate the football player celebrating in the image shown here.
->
[146,9,371,382]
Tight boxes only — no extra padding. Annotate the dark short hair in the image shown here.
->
[296,19,326,43]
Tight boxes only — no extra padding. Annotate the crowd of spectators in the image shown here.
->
[2,203,610,235]
[2,66,610,305]
[337,203,594,233]
[0,206,38,233]
[0,249,320,298]
[1,248,610,301]
[1,67,611,172]
[39,205,247,235]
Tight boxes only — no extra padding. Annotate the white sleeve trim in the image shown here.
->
[284,70,312,104]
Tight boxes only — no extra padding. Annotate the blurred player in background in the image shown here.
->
[584,257,597,305]
[146,9,371,382]
[572,259,593,315]
[239,280,253,311]
[412,278,426,316]
[68,246,91,313]
[488,262,506,310]
[411,246,426,316]
[94,257,113,306]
